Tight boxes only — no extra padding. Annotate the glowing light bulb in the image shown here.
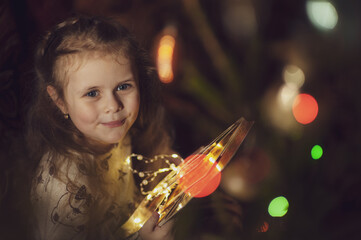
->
[292,93,319,124]
[216,164,222,172]
[153,187,160,193]
[311,145,323,160]
[209,157,216,163]
[306,0,338,30]
[177,203,183,211]
[268,196,289,217]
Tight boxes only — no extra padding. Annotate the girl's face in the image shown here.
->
[58,54,140,146]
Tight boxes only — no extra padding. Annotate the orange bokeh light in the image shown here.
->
[292,93,318,124]
[179,154,221,198]
[157,35,175,83]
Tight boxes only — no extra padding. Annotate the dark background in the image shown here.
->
[1,0,360,239]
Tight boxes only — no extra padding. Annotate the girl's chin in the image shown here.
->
[104,135,125,144]
[97,138,122,146]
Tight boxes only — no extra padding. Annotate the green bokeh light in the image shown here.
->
[268,196,289,217]
[311,145,323,160]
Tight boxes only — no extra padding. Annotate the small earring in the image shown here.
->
[64,114,70,119]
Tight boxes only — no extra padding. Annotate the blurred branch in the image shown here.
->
[181,62,234,123]
[183,0,243,101]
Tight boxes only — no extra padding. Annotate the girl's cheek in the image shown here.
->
[71,105,99,125]
[78,109,98,123]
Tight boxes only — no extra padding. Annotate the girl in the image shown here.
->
[27,15,176,240]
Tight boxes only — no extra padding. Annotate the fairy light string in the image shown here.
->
[125,153,183,195]
[118,117,253,237]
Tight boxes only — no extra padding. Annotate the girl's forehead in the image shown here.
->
[55,51,132,86]
[69,51,129,70]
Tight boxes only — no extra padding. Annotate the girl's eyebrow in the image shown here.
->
[77,86,98,95]
[119,78,135,83]
[117,78,137,86]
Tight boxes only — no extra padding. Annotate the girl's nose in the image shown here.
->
[105,94,123,113]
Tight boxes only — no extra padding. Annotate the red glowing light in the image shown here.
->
[193,171,221,198]
[292,93,318,124]
[178,154,222,198]
[257,221,269,232]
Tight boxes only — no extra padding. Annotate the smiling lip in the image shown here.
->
[102,119,125,128]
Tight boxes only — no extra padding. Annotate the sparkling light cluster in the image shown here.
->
[118,118,253,237]
[125,153,182,195]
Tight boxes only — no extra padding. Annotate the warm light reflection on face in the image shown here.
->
[63,54,140,145]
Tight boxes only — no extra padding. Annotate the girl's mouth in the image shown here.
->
[102,119,125,128]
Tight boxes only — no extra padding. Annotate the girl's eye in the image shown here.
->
[86,90,99,97]
[117,84,131,91]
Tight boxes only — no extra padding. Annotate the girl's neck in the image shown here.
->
[84,138,119,156]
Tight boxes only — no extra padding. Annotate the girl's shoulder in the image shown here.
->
[30,151,95,239]
[31,150,93,200]
[35,150,91,177]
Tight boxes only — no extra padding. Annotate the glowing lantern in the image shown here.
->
[292,93,318,124]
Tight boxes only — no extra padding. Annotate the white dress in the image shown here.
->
[30,139,141,240]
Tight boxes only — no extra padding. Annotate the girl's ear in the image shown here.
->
[46,85,68,114]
